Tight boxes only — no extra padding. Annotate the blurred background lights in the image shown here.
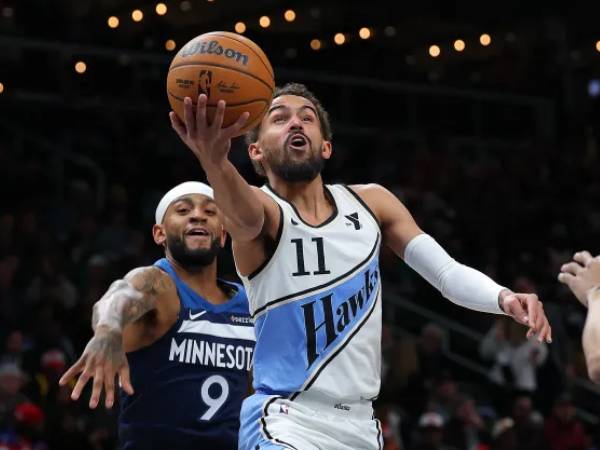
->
[107,16,119,28]
[75,61,87,74]
[359,27,371,39]
[259,16,271,28]
[165,39,176,51]
[235,22,246,33]
[131,9,143,22]
[284,10,296,22]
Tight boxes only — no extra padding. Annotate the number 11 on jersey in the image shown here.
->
[291,237,331,276]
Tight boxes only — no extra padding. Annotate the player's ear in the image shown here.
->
[153,224,167,246]
[248,142,263,163]
[321,140,333,160]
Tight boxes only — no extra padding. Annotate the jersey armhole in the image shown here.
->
[340,184,381,227]
[247,203,285,280]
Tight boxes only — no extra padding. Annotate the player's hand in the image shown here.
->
[558,251,600,307]
[58,326,133,409]
[169,94,250,168]
[499,290,552,343]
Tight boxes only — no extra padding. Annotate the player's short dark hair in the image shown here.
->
[244,83,333,177]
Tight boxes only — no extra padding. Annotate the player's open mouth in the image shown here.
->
[288,133,309,150]
[185,228,210,239]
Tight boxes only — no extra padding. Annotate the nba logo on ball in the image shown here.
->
[166,31,275,134]
[198,70,212,98]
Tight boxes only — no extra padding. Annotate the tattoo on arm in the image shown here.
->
[92,267,174,332]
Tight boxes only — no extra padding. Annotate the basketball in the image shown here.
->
[166,31,275,134]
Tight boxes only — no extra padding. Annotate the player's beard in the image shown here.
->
[166,232,221,269]
[266,134,325,183]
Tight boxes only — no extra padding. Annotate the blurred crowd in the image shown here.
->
[0,101,599,450]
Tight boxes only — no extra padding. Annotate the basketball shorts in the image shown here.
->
[238,392,383,450]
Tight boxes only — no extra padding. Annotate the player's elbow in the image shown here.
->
[586,354,600,384]
[229,217,264,242]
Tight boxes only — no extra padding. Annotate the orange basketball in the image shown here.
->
[167,31,275,134]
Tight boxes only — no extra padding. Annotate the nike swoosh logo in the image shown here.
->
[189,310,207,320]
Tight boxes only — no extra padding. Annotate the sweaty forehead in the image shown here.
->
[269,95,317,112]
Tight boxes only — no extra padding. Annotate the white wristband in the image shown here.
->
[403,234,505,314]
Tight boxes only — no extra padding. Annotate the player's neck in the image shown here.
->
[269,175,333,224]
[167,256,230,304]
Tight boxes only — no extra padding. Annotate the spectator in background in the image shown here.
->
[444,395,485,450]
[0,363,28,428]
[413,412,457,450]
[480,316,548,393]
[1,329,26,367]
[0,401,47,450]
[418,323,450,384]
[375,402,404,450]
[24,254,78,311]
[12,402,48,450]
[491,418,517,450]
[543,393,588,450]
[428,371,461,422]
[510,395,545,450]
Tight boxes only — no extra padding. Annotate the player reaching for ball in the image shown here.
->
[170,83,552,450]
[59,182,254,450]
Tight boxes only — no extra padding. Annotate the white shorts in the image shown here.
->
[238,392,383,450]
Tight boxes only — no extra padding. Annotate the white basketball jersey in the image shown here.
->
[238,184,382,403]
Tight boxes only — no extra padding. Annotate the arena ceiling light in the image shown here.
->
[165,39,176,51]
[310,39,322,50]
[284,10,296,22]
[235,22,246,34]
[155,3,167,15]
[334,33,346,45]
[454,39,465,52]
[259,16,271,28]
[107,16,119,28]
[480,33,491,46]
[75,61,87,74]
[359,27,371,39]
[132,9,143,22]
[429,45,441,57]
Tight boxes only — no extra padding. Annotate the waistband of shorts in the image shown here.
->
[287,391,374,420]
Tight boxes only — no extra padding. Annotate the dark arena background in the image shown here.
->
[1,0,600,449]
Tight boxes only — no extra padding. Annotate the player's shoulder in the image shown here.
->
[345,184,405,224]
[345,183,394,206]
[346,183,389,196]
[124,265,176,294]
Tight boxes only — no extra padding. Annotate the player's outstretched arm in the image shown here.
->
[558,251,600,382]
[350,183,551,344]
[59,266,173,409]
[170,94,278,243]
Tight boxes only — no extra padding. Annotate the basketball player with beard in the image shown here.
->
[59,182,255,450]
[170,84,552,450]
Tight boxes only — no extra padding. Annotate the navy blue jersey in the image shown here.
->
[118,258,255,450]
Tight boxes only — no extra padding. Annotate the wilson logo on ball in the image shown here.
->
[181,40,249,66]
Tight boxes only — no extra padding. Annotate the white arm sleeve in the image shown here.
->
[403,233,506,314]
